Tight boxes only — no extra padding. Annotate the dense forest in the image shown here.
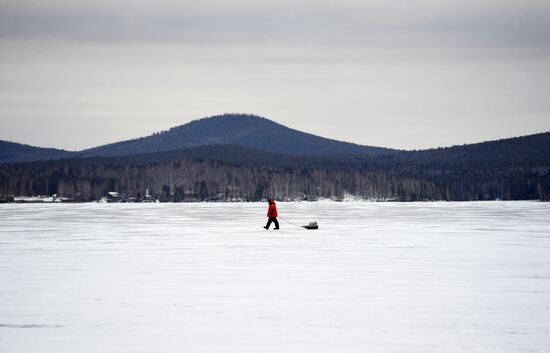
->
[1,132,549,201]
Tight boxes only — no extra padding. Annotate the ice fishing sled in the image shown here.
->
[302,222,319,230]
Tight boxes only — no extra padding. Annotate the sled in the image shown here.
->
[302,222,319,230]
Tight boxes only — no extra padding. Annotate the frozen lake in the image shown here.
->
[1,201,550,353]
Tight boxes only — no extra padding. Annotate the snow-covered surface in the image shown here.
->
[1,201,549,353]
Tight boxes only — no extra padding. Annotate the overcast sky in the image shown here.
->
[1,0,549,150]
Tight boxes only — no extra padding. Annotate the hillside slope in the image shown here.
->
[0,140,73,163]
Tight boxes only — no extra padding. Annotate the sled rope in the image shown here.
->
[278,216,303,228]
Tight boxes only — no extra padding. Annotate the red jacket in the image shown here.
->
[267,200,278,217]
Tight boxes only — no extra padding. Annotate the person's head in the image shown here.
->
[267,198,273,204]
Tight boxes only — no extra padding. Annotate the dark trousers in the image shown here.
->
[265,217,279,229]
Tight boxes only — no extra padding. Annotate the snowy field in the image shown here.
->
[1,201,550,353]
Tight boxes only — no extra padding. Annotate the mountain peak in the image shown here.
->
[77,113,394,158]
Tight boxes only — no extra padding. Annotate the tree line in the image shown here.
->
[1,156,548,201]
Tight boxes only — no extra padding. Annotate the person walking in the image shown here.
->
[264,198,279,230]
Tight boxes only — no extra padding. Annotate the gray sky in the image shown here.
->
[1,0,549,151]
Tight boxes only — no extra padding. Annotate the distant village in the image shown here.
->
[0,188,257,203]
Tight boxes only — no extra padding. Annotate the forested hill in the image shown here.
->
[18,131,546,171]
[76,114,395,158]
[2,132,549,201]
[364,132,550,170]
[0,140,73,163]
[402,132,550,167]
